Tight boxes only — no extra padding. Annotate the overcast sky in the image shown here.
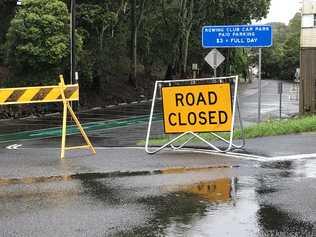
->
[260,0,302,24]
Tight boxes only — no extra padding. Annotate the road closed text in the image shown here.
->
[162,84,232,133]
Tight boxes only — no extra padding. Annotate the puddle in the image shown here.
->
[1,165,316,236]
[110,174,315,236]
[262,159,316,179]
[293,159,316,178]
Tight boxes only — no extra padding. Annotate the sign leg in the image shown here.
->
[66,102,96,154]
[61,101,68,159]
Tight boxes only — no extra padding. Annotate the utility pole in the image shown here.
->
[70,0,76,86]
[70,0,76,111]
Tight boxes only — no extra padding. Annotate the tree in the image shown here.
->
[261,22,287,79]
[159,0,203,77]
[261,13,301,80]
[78,1,127,52]
[129,0,147,88]
[280,13,301,80]
[5,0,81,86]
[77,0,127,90]
[0,0,16,64]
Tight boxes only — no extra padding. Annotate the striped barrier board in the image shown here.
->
[0,75,95,160]
[0,84,79,105]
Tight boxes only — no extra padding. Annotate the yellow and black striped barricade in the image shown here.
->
[0,75,96,159]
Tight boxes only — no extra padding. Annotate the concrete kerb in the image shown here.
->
[0,164,239,186]
[0,145,249,182]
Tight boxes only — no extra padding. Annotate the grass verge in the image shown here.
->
[139,115,316,146]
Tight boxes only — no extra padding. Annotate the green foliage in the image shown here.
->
[280,13,301,80]
[233,116,316,139]
[0,1,16,44]
[261,22,286,79]
[230,49,248,78]
[262,13,301,80]
[76,1,128,90]
[0,0,16,64]
[5,0,81,86]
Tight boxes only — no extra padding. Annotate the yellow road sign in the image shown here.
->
[0,84,79,105]
[162,83,232,133]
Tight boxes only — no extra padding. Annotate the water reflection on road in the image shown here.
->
[1,161,316,236]
[111,176,260,236]
[106,165,315,236]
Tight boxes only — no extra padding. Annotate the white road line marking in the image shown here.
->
[3,146,316,163]
[187,149,266,161]
[6,144,23,150]
[266,153,316,162]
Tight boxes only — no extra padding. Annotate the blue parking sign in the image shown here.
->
[202,25,273,48]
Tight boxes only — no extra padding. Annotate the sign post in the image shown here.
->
[202,25,273,123]
[258,48,262,123]
[278,81,283,119]
[192,63,198,79]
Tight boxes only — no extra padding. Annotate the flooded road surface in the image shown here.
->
[1,159,316,236]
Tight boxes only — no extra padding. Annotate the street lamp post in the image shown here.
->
[70,0,76,86]
[70,0,78,112]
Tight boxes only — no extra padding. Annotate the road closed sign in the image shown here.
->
[162,84,232,134]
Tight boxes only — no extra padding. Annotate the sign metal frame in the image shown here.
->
[145,76,245,154]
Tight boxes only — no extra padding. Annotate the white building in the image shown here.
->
[300,0,316,113]
[301,0,316,47]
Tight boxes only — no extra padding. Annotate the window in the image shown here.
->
[302,14,314,28]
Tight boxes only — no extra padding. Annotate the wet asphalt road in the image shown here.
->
[1,159,316,236]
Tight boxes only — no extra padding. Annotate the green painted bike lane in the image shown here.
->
[0,114,162,143]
